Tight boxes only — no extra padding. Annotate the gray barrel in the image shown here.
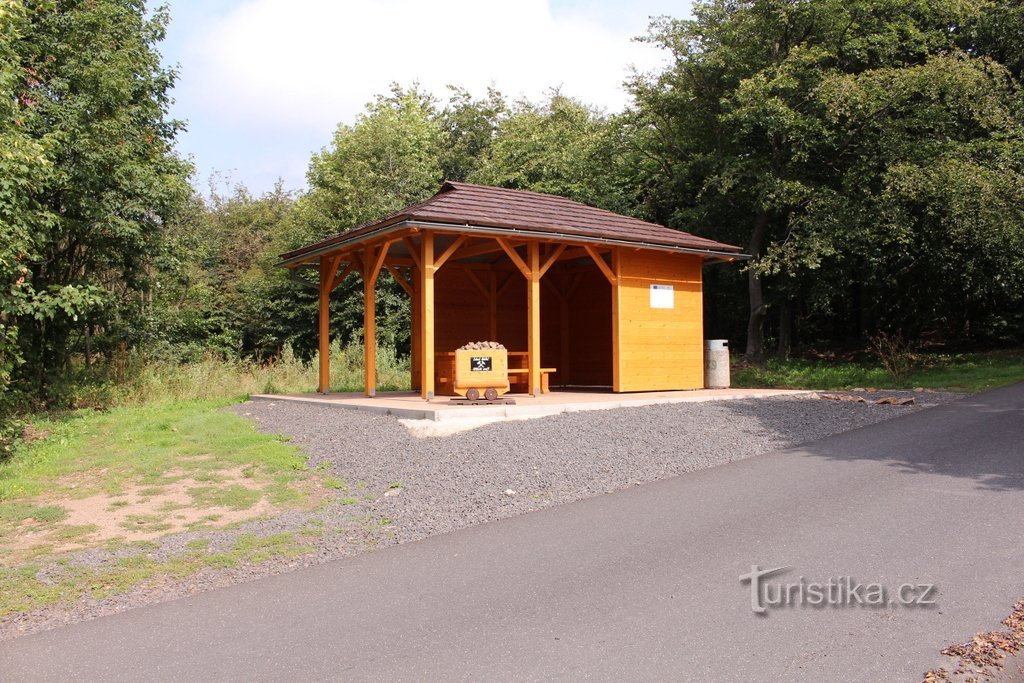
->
[704,339,730,389]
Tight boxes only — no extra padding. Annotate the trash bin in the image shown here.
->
[704,339,730,389]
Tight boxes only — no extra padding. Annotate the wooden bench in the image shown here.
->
[507,367,557,394]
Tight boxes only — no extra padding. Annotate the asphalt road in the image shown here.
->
[3,383,1023,682]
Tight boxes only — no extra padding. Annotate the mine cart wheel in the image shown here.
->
[484,387,498,401]
[466,388,480,401]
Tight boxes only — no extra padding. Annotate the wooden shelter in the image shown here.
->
[278,181,745,400]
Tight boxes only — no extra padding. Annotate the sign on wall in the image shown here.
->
[650,284,674,309]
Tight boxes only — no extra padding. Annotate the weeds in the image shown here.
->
[868,331,914,383]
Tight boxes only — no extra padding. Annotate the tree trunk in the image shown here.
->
[777,300,792,360]
[744,211,770,362]
[84,324,92,369]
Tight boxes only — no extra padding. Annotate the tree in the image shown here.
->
[630,0,1024,359]
[471,92,637,214]
[8,0,192,400]
[438,85,507,182]
[303,84,444,237]
[0,0,51,438]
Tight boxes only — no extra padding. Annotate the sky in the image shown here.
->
[159,0,694,196]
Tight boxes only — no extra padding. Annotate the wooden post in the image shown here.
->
[528,241,541,397]
[410,276,421,391]
[420,233,435,400]
[363,246,377,397]
[318,256,331,393]
[611,248,621,392]
[488,270,498,341]
[560,283,570,386]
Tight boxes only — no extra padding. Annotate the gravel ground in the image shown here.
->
[0,390,963,640]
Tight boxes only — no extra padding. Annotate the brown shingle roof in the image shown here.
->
[280,181,743,263]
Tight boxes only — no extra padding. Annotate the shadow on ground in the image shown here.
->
[720,383,1024,492]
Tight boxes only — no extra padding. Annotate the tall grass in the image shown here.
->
[732,350,1024,393]
[71,342,410,409]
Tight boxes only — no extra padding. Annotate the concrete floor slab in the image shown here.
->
[249,388,809,422]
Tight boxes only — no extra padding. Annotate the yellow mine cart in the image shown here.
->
[453,348,510,400]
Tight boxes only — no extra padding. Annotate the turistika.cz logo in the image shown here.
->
[739,565,937,614]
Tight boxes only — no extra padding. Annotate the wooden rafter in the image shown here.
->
[433,235,468,271]
[584,245,616,285]
[554,246,592,263]
[566,270,585,298]
[449,238,524,261]
[542,277,563,301]
[539,244,566,278]
[496,271,516,297]
[463,268,490,299]
[331,261,358,290]
[403,236,422,270]
[367,240,392,283]
[497,238,531,278]
[326,252,344,286]
[385,263,414,297]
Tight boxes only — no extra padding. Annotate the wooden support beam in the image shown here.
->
[433,234,468,271]
[362,245,381,397]
[497,271,516,297]
[331,261,357,290]
[584,245,617,285]
[560,281,570,387]
[317,257,331,393]
[325,252,344,287]
[527,241,541,397]
[489,271,498,341]
[539,243,567,278]
[554,246,592,263]
[385,263,414,297]
[497,238,531,279]
[368,240,391,283]
[403,236,422,270]
[420,232,435,400]
[450,238,525,261]
[410,274,421,391]
[542,277,563,301]
[567,270,585,298]
[611,248,621,392]
[463,268,490,299]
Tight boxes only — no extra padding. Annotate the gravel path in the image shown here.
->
[0,390,962,640]
[235,391,962,543]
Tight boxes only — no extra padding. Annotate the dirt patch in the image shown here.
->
[6,466,281,559]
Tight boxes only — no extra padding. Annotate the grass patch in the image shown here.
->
[0,530,315,618]
[50,524,98,543]
[0,399,310,503]
[120,514,173,533]
[733,350,1024,393]
[188,484,262,511]
[0,503,67,526]
[69,342,410,408]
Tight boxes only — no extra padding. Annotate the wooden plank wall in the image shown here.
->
[561,267,612,386]
[615,251,704,391]
[430,250,701,393]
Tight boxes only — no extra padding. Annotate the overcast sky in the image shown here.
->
[160,0,694,195]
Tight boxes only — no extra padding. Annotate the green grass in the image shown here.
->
[0,399,308,503]
[71,341,410,408]
[0,531,315,618]
[187,484,263,511]
[733,350,1024,393]
[0,503,67,525]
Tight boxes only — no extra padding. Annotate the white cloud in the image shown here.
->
[180,0,667,132]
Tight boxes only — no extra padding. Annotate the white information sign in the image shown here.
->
[650,284,674,309]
